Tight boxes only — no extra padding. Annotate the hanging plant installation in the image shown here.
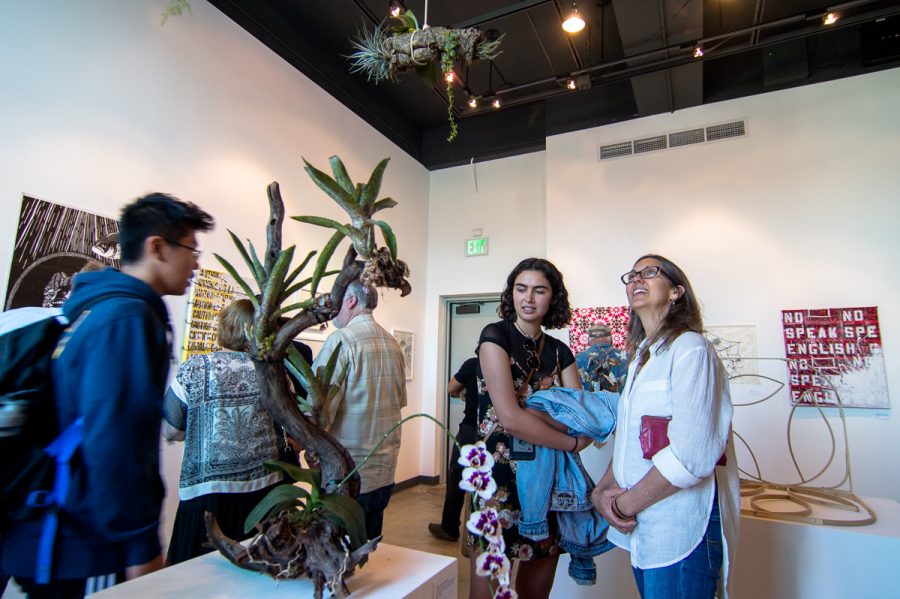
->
[349,11,502,142]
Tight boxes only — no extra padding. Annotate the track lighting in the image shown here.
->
[562,2,585,34]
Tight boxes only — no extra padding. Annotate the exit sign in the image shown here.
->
[465,237,489,257]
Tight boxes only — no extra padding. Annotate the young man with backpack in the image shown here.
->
[1,193,214,598]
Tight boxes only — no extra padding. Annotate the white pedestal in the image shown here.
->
[91,543,456,599]
[732,495,900,599]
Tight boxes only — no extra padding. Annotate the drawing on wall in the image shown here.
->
[182,268,248,361]
[781,306,889,409]
[4,195,120,310]
[704,325,759,383]
[568,306,630,355]
[392,328,414,381]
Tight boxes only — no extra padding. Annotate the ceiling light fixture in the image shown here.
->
[693,46,704,58]
[823,12,839,25]
[562,2,586,34]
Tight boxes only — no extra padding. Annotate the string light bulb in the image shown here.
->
[389,1,403,17]
[468,96,478,108]
[445,70,455,83]
[566,78,577,90]
[823,12,839,25]
[492,98,501,109]
[562,2,585,33]
[693,46,704,58]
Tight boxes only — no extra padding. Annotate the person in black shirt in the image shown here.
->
[427,356,478,542]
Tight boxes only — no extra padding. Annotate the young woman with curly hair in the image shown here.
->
[468,258,590,599]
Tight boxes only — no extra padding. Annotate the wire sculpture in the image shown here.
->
[729,357,876,526]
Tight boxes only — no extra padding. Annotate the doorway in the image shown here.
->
[441,296,500,482]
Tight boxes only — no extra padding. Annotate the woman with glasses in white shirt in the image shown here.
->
[591,254,740,599]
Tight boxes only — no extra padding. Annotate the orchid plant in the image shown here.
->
[458,441,517,599]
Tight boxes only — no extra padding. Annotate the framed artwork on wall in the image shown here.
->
[392,328,414,381]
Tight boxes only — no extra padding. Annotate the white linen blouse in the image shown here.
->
[607,332,740,596]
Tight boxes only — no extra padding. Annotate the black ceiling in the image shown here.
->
[208,0,900,169]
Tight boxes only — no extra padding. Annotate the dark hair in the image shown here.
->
[497,257,571,329]
[625,254,703,367]
[118,193,214,264]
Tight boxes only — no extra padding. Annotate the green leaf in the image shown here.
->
[291,215,355,239]
[319,493,368,548]
[310,231,346,296]
[244,483,309,534]
[226,230,263,289]
[285,344,313,390]
[319,340,343,383]
[329,156,355,197]
[248,240,266,280]
[273,300,317,318]
[263,460,321,488]
[372,220,398,260]
[372,197,397,213]
[302,158,357,214]
[283,250,317,290]
[359,158,390,212]
[213,254,259,309]
[260,245,295,321]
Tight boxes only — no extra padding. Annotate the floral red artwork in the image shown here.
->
[568,306,631,355]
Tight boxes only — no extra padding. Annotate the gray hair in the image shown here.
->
[345,280,378,310]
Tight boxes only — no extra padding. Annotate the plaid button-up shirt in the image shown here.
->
[311,313,407,493]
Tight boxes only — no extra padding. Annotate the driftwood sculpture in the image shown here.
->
[204,156,410,598]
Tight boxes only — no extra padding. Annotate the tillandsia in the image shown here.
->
[348,11,502,142]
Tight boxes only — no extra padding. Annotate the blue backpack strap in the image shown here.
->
[26,417,84,584]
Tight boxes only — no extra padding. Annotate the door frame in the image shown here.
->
[437,292,500,483]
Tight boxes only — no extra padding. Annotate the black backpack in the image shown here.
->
[0,295,128,582]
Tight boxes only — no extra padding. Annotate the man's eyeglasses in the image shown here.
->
[523,338,542,370]
[165,239,202,258]
[620,265,664,285]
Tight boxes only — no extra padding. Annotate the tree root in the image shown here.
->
[205,511,380,599]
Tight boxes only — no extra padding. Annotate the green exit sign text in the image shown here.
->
[465,237,489,257]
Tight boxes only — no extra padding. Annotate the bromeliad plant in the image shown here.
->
[348,11,502,142]
[204,155,410,599]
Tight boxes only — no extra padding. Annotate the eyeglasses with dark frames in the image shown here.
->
[165,238,202,258]
[620,265,665,285]
[523,337,542,370]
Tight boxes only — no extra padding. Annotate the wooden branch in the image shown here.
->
[265,182,285,276]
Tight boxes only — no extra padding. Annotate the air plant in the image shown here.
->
[348,11,502,142]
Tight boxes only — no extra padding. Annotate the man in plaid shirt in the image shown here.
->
[311,280,407,540]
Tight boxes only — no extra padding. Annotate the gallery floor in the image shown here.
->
[382,483,470,599]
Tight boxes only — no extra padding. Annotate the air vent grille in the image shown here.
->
[634,135,667,154]
[669,128,705,147]
[598,119,746,161]
[706,120,745,141]
[598,141,633,160]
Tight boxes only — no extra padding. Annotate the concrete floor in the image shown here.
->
[382,483,470,599]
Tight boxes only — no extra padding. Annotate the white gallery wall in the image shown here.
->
[0,1,429,550]
[546,68,900,501]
